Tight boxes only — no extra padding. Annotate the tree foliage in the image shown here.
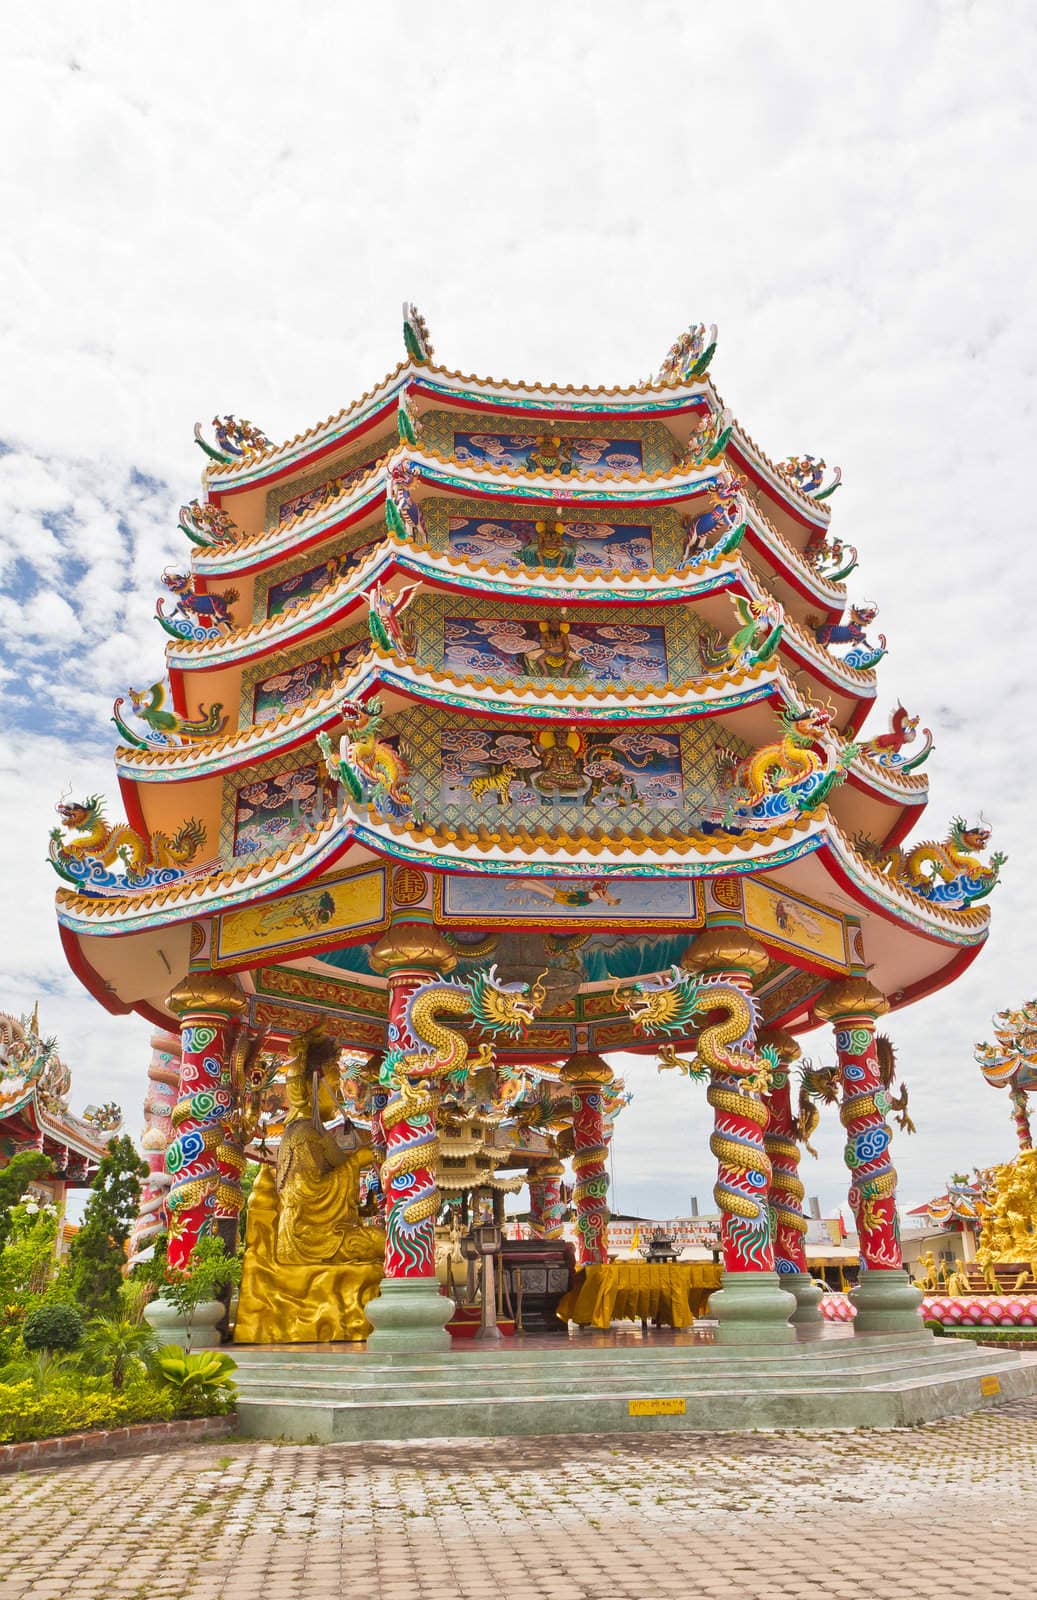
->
[0,1200,62,1360]
[65,1136,148,1319]
[0,1151,53,1249]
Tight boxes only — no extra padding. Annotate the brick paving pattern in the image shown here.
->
[3,1399,1037,1599]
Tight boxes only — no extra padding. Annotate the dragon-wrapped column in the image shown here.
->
[528,1159,566,1241]
[760,1028,822,1325]
[560,1055,613,1266]
[164,974,248,1271]
[128,1029,180,1267]
[364,922,457,1354]
[813,977,924,1335]
[1010,1087,1033,1151]
[687,928,796,1344]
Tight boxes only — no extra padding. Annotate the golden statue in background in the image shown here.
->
[235,1030,385,1344]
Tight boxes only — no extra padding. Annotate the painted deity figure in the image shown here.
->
[520,510,576,570]
[521,614,586,678]
[527,435,573,475]
[533,728,588,795]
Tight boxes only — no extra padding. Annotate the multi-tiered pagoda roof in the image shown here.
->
[51,311,1000,1054]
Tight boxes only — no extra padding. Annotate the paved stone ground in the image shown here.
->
[3,1401,1037,1599]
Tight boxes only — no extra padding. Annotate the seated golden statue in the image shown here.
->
[234,1032,385,1344]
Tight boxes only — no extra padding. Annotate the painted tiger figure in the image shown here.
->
[468,764,516,805]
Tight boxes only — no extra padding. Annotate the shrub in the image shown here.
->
[941,1325,1037,1344]
[153,1345,237,1417]
[80,1317,157,1390]
[0,1374,175,1444]
[22,1303,84,1354]
[0,1348,78,1393]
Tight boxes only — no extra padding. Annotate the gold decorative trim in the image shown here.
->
[812,977,889,1023]
[368,923,457,975]
[167,972,247,1020]
[685,928,770,978]
[559,1052,614,1086]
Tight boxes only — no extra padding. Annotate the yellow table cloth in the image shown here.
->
[555,1261,722,1329]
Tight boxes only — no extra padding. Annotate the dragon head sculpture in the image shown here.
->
[782,703,834,741]
[469,963,545,1039]
[55,794,103,831]
[951,816,992,855]
[613,965,703,1037]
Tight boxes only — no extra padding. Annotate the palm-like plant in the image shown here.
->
[81,1317,157,1390]
[0,1347,76,1392]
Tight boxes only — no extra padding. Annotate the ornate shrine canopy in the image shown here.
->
[0,1009,113,1184]
[51,310,1002,1055]
[908,1182,982,1230]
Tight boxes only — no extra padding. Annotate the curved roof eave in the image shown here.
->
[170,542,750,673]
[120,656,800,783]
[171,545,871,732]
[201,358,832,543]
[202,361,717,495]
[54,807,989,953]
[196,447,846,625]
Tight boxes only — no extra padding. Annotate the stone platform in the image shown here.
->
[232,1324,1037,1442]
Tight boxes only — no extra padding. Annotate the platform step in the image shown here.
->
[231,1332,975,1375]
[232,1338,1037,1441]
[231,1346,1010,1404]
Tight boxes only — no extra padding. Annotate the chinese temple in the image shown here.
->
[0,1006,115,1216]
[48,307,1034,1433]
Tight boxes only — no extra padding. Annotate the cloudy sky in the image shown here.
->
[1,3,1035,1224]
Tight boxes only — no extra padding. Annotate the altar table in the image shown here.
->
[555,1261,722,1329]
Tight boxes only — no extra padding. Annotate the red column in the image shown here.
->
[528,1160,565,1241]
[369,923,459,1281]
[561,1055,613,1266]
[686,932,775,1274]
[165,975,247,1271]
[815,979,901,1269]
[814,978,924,1334]
[129,1029,180,1266]
[761,1029,808,1276]
[380,967,440,1277]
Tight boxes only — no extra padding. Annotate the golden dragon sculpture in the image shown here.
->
[380,965,544,1275]
[615,967,779,1268]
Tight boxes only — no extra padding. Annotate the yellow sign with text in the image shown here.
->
[628,1397,686,1416]
[980,1375,1001,1396]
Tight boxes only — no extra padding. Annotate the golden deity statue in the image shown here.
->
[234,1030,385,1344]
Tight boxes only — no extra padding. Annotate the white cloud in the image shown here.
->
[1,1,1035,1222]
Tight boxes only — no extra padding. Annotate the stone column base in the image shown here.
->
[143,1296,223,1350]
[850,1267,926,1335]
[707,1270,797,1344]
[782,1269,824,1325]
[365,1276,453,1355]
